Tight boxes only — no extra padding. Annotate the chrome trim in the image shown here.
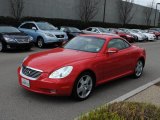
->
[20,66,43,81]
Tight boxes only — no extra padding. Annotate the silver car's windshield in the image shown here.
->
[64,36,105,53]
[98,28,110,33]
[37,23,57,30]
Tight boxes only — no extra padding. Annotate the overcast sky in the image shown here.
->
[134,0,160,7]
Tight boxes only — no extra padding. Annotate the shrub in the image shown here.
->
[78,102,160,120]
[0,16,154,29]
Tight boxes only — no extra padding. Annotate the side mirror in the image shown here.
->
[32,27,37,30]
[107,48,119,54]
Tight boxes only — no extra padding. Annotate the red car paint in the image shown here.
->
[18,34,146,96]
[109,29,135,43]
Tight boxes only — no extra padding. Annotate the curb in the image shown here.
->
[109,77,160,104]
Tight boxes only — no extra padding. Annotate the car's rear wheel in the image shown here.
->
[72,72,94,101]
[37,37,45,48]
[0,41,6,52]
[133,60,144,78]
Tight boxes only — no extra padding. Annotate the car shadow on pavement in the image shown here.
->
[20,88,73,103]
[19,75,138,104]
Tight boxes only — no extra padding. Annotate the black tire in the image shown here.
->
[72,72,95,101]
[133,60,144,78]
[0,41,6,52]
[37,37,45,48]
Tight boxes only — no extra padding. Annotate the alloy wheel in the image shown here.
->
[135,60,143,77]
[76,75,93,99]
[0,42,3,52]
[37,39,43,48]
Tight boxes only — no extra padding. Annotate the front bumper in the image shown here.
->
[17,67,75,96]
[6,42,34,49]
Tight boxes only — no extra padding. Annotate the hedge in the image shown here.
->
[78,102,160,120]
[0,16,155,30]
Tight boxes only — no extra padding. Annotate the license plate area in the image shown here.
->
[22,78,30,88]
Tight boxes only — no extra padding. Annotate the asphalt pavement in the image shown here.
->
[0,41,160,120]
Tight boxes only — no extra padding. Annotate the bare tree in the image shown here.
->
[119,0,136,26]
[9,0,24,20]
[144,0,155,26]
[78,0,100,22]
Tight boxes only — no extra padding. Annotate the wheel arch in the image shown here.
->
[138,57,145,67]
[77,69,97,86]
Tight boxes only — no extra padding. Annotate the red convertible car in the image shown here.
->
[18,34,146,100]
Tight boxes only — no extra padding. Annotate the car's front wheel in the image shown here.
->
[37,37,45,48]
[0,41,6,52]
[72,72,95,101]
[133,60,144,78]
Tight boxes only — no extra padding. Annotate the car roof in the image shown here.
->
[22,21,48,24]
[80,34,121,40]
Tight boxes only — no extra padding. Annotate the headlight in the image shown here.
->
[45,33,55,37]
[28,36,33,41]
[49,66,73,79]
[3,36,16,43]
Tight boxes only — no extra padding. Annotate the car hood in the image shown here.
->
[24,48,97,73]
[2,32,28,37]
[42,30,66,35]
[143,33,154,36]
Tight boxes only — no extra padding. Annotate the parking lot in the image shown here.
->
[0,40,160,120]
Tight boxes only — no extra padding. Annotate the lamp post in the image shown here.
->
[154,3,160,26]
[103,0,107,23]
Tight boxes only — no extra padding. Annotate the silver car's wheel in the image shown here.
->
[72,72,94,100]
[0,42,2,52]
[37,38,44,48]
[134,60,143,78]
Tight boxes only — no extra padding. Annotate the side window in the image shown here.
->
[20,23,30,29]
[108,39,130,50]
[86,28,92,31]
[29,23,37,30]
[92,28,99,33]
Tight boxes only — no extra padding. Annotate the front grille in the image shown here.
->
[21,66,42,79]
[55,35,64,38]
[14,36,29,43]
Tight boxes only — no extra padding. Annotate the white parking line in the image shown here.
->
[109,77,160,104]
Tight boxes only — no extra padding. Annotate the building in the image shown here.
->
[0,0,159,26]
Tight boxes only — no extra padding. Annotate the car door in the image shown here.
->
[27,23,38,40]
[19,23,30,34]
[102,39,133,81]
[19,23,38,41]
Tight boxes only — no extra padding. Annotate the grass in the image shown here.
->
[77,102,160,120]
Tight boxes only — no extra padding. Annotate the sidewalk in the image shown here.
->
[109,78,160,106]
[127,83,160,106]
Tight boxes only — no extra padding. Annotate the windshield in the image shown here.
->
[68,27,81,32]
[129,29,136,33]
[117,29,126,33]
[37,23,57,30]
[64,36,105,53]
[132,30,140,33]
[0,27,20,33]
[98,28,110,33]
